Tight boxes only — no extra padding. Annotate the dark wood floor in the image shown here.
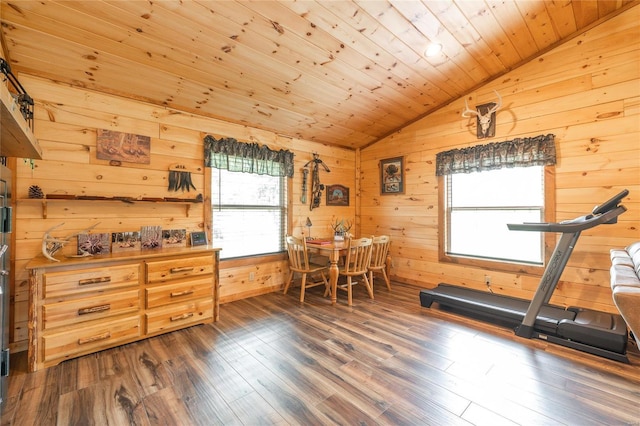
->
[2,281,640,425]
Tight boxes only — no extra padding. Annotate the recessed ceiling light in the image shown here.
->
[425,43,442,57]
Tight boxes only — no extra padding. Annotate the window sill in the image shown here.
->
[439,252,546,276]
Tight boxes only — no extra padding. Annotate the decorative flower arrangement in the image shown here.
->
[331,218,353,241]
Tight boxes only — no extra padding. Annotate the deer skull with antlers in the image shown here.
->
[462,90,502,138]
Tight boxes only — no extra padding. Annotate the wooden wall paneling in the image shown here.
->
[559,132,639,159]
[6,4,637,352]
[29,119,96,146]
[218,259,289,304]
[21,75,171,126]
[6,79,189,348]
[359,6,640,316]
[624,95,640,116]
[31,139,92,165]
[556,168,638,189]
[9,71,357,350]
[560,117,640,153]
[32,104,160,140]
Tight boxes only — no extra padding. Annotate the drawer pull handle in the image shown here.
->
[78,304,111,315]
[170,290,194,297]
[170,312,194,322]
[78,277,111,286]
[78,331,111,345]
[170,267,194,274]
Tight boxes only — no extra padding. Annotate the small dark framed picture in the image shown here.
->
[380,156,404,195]
[326,184,349,206]
[190,231,208,246]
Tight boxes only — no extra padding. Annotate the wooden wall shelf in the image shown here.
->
[0,80,42,159]
[21,198,202,218]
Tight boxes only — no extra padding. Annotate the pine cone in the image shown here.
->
[28,185,44,199]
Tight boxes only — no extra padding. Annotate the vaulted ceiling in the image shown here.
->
[1,1,636,149]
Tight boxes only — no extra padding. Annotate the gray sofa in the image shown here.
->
[610,242,640,347]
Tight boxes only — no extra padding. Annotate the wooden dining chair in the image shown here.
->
[369,235,391,291]
[283,235,330,303]
[337,237,374,306]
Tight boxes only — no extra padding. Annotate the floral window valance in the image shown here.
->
[204,135,294,178]
[435,134,556,176]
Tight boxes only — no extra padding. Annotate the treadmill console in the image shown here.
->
[509,189,629,232]
[592,189,628,216]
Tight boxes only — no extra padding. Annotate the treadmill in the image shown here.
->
[420,189,630,363]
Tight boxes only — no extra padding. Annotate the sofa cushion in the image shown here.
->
[610,242,640,347]
[610,264,640,288]
[626,241,640,256]
[610,253,634,268]
[631,248,640,276]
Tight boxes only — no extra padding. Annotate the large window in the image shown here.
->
[211,168,287,259]
[436,134,556,269]
[445,166,545,264]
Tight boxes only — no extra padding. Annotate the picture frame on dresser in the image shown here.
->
[190,231,208,246]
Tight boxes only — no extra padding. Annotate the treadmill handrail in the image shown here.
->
[507,205,626,233]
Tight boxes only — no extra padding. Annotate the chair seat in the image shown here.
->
[291,262,328,274]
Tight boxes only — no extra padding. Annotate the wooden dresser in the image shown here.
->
[25,246,220,372]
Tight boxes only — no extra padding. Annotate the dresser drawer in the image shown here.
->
[42,289,140,330]
[145,255,214,284]
[145,277,212,309]
[145,299,213,334]
[43,264,139,299]
[42,315,140,364]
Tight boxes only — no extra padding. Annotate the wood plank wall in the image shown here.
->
[9,75,355,351]
[360,6,640,314]
[6,5,639,352]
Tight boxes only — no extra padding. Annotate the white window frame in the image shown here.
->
[439,166,555,274]
[210,167,288,260]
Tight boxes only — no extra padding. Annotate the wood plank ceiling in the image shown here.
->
[1,1,636,149]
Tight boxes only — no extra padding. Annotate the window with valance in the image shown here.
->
[204,135,294,177]
[204,135,291,259]
[437,134,556,269]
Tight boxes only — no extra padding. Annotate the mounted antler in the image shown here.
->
[42,222,100,262]
[462,90,502,138]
